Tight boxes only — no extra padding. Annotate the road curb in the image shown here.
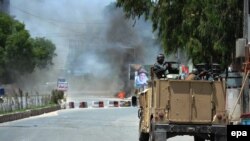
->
[0,105,60,123]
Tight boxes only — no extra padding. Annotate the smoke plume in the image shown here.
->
[10,0,163,96]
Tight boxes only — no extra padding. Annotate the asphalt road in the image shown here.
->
[0,107,194,141]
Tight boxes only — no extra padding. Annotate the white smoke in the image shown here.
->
[9,0,164,96]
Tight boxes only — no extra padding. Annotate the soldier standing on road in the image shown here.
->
[153,53,169,79]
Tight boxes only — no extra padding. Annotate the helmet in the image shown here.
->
[192,68,198,75]
[157,53,165,64]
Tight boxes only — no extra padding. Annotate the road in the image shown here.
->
[0,107,194,141]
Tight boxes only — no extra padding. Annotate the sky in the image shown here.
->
[9,0,164,96]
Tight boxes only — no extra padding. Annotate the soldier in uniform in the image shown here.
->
[185,68,207,80]
[153,53,169,79]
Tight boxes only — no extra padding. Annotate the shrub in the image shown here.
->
[51,90,64,104]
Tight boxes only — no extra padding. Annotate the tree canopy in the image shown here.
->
[0,12,56,83]
[116,0,243,68]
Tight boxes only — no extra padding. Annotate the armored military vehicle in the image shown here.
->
[138,67,228,141]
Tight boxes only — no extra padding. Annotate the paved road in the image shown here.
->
[0,107,194,141]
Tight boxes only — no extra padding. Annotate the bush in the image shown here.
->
[51,90,64,104]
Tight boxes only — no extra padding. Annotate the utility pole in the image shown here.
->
[243,0,249,113]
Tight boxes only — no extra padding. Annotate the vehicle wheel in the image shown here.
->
[194,135,205,141]
[139,132,149,141]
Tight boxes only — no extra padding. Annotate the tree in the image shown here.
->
[31,37,56,69]
[116,0,243,68]
[0,12,56,83]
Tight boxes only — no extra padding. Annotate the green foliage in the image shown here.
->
[116,0,243,68]
[116,0,152,20]
[50,90,64,104]
[0,12,56,83]
[31,37,56,69]
[5,28,35,74]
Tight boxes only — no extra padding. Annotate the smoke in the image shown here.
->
[9,0,163,96]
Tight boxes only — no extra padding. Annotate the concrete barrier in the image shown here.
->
[108,101,119,107]
[99,101,104,107]
[79,102,88,108]
[69,102,75,108]
[92,101,104,108]
[119,100,131,107]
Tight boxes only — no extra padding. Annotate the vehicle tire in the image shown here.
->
[139,132,149,141]
[194,135,205,141]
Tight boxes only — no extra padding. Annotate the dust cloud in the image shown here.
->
[9,0,163,96]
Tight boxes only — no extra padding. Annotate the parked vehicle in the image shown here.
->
[137,67,227,141]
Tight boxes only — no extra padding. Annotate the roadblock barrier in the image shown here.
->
[67,99,135,109]
[92,101,104,108]
[79,102,88,108]
[114,101,119,107]
[119,100,131,107]
[69,102,75,108]
[99,101,104,107]
[108,101,119,107]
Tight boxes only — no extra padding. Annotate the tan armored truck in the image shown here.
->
[138,69,228,141]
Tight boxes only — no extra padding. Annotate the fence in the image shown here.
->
[0,94,51,114]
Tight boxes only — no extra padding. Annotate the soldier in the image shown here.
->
[185,68,207,80]
[153,53,169,79]
[185,68,200,80]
